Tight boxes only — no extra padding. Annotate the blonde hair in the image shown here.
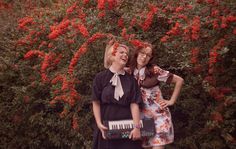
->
[104,42,129,69]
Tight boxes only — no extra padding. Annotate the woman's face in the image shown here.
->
[112,46,129,67]
[137,47,152,68]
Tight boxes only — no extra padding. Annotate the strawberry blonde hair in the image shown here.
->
[104,40,129,69]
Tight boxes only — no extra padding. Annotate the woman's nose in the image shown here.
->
[142,54,147,58]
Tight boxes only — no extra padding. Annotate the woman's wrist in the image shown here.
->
[169,99,176,105]
[96,121,103,127]
[133,123,142,129]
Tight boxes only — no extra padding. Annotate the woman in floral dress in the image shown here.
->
[129,42,184,149]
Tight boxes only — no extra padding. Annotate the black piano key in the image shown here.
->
[119,124,122,129]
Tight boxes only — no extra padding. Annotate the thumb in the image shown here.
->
[101,129,107,139]
[129,131,133,139]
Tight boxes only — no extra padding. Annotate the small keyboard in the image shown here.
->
[103,118,155,139]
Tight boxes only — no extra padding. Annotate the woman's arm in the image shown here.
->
[129,103,141,140]
[169,74,184,105]
[92,100,107,139]
[159,74,184,108]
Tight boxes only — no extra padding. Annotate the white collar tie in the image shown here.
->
[109,68,125,101]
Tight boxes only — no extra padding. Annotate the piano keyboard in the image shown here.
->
[108,119,144,130]
[103,118,155,139]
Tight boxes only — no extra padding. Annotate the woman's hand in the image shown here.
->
[129,128,141,140]
[97,123,108,139]
[158,99,175,109]
[153,65,160,74]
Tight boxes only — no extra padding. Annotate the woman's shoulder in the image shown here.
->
[94,69,110,79]
[124,71,137,84]
[124,67,132,74]
[123,67,135,79]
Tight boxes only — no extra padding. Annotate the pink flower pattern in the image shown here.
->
[134,67,174,147]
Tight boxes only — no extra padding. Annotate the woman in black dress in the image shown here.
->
[92,40,143,149]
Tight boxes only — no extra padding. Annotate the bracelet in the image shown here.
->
[134,123,142,129]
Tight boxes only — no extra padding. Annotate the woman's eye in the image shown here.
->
[139,51,152,58]
[120,51,128,55]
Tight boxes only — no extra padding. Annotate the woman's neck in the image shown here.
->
[110,64,124,73]
[137,65,145,70]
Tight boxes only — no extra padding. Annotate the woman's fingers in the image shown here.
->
[98,124,108,139]
[159,99,168,108]
[153,66,159,74]
[129,131,133,139]
[101,129,106,139]
[129,129,141,140]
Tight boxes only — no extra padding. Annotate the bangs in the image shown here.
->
[118,44,129,51]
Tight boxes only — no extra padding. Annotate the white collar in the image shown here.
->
[134,67,146,78]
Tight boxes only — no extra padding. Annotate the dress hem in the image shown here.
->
[142,140,174,148]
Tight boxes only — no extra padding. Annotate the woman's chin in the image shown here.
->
[120,62,126,67]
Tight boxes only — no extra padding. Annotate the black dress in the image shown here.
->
[92,69,143,149]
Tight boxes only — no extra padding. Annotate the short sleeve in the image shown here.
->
[156,66,173,83]
[140,75,159,88]
[92,74,102,101]
[130,78,143,107]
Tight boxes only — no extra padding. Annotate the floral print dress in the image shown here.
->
[133,66,174,147]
